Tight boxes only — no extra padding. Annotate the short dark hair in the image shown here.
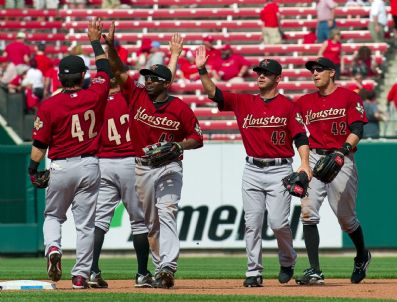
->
[59,73,83,88]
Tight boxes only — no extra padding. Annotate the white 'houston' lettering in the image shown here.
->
[242,114,287,129]
[134,107,180,130]
[304,108,346,125]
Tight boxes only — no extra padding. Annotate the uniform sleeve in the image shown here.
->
[287,102,307,138]
[88,71,110,103]
[347,91,368,125]
[32,105,52,145]
[121,75,145,106]
[180,105,204,147]
[218,91,240,111]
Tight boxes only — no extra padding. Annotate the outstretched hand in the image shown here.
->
[87,17,103,42]
[195,45,209,69]
[169,33,183,57]
[102,21,116,48]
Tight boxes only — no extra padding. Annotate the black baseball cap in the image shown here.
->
[305,57,336,71]
[140,64,172,82]
[58,55,87,75]
[253,59,282,76]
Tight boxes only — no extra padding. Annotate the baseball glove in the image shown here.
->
[30,169,50,189]
[142,142,183,168]
[313,152,344,183]
[282,171,309,198]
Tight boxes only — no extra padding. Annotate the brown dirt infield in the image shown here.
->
[55,279,397,300]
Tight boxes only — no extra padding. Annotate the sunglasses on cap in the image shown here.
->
[144,75,166,82]
[255,70,275,77]
[310,66,331,74]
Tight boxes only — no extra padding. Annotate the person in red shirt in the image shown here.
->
[4,32,31,65]
[387,81,397,110]
[114,40,129,65]
[28,18,112,290]
[259,0,281,44]
[212,44,250,82]
[303,28,317,44]
[34,42,53,75]
[318,28,343,79]
[43,63,62,99]
[179,49,200,81]
[202,36,221,72]
[295,57,371,285]
[105,28,203,289]
[196,46,312,287]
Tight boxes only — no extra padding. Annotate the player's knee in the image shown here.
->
[268,218,289,230]
[338,216,359,233]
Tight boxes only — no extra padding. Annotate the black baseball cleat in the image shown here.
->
[88,271,108,288]
[152,267,175,289]
[278,266,294,284]
[295,267,324,285]
[243,275,263,287]
[351,250,372,284]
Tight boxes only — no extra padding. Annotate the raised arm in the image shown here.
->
[168,33,183,83]
[87,17,112,78]
[102,21,128,83]
[195,45,216,98]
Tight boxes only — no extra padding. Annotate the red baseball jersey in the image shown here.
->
[296,87,368,149]
[97,91,135,158]
[32,71,110,159]
[122,76,203,157]
[220,91,306,158]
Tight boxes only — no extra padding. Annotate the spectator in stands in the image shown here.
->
[34,42,53,76]
[22,58,44,103]
[348,68,374,94]
[101,0,120,9]
[387,80,397,110]
[179,49,200,82]
[114,40,129,65]
[0,57,17,92]
[69,42,91,89]
[318,28,343,80]
[303,28,317,44]
[359,89,386,138]
[43,62,62,99]
[259,0,282,45]
[352,45,381,77]
[368,0,387,42]
[212,44,250,82]
[316,0,337,43]
[33,0,58,9]
[4,32,31,66]
[8,64,29,94]
[203,36,221,71]
[390,0,397,46]
[135,38,152,70]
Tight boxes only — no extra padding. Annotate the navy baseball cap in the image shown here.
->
[58,55,88,75]
[253,59,282,76]
[305,57,336,71]
[140,64,172,82]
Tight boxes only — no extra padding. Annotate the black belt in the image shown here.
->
[310,148,335,155]
[246,157,289,168]
[54,154,93,160]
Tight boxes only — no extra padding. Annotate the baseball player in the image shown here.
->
[88,79,151,288]
[295,57,371,285]
[28,18,112,289]
[195,46,312,287]
[104,26,203,288]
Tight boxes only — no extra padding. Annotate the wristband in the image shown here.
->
[340,142,353,155]
[198,67,208,75]
[91,40,105,57]
[28,159,40,176]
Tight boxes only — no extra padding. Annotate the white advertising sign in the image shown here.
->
[61,143,341,250]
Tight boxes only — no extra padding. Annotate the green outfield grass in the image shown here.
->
[0,256,396,302]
